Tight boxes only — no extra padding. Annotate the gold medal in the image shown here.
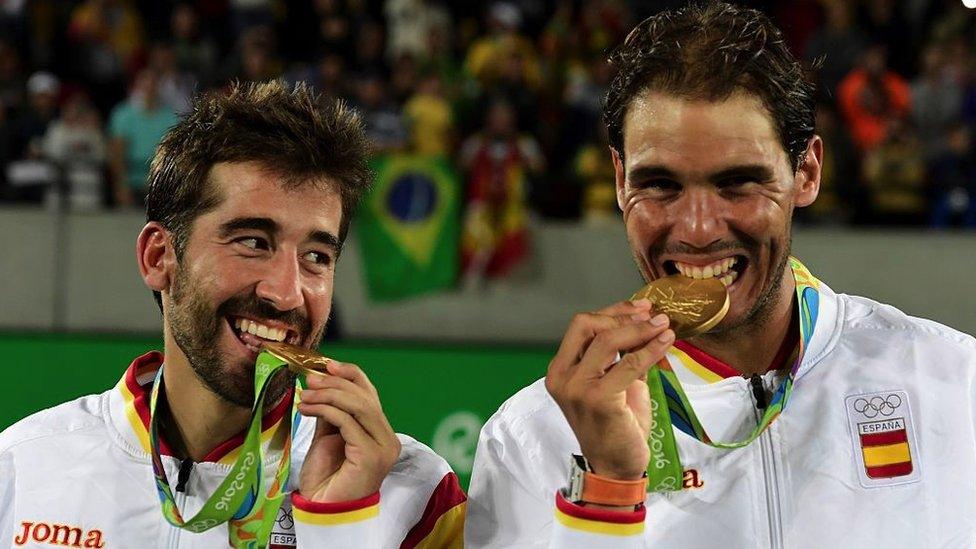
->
[631,276,730,339]
[262,341,331,377]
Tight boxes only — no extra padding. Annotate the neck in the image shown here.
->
[689,267,797,377]
[160,331,251,462]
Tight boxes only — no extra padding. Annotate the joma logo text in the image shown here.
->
[13,522,105,548]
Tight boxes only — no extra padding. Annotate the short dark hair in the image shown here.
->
[145,80,371,309]
[604,2,816,171]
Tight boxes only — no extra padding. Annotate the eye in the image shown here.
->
[303,250,333,267]
[717,176,756,188]
[236,236,270,250]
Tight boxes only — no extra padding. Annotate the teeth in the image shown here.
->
[236,318,288,342]
[673,257,739,281]
[720,274,733,286]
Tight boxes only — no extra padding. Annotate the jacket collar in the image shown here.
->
[665,261,841,385]
[108,351,293,464]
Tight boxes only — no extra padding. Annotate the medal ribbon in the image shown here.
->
[149,350,301,548]
[645,257,821,490]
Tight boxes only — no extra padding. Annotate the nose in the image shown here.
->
[255,252,304,311]
[671,187,726,249]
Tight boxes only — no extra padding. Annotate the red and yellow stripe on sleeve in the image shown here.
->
[554,492,645,536]
[400,472,467,549]
[291,491,381,525]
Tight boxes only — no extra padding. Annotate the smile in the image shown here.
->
[228,316,300,353]
[664,256,747,287]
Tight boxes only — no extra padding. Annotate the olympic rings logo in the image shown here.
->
[275,508,294,530]
[853,394,902,418]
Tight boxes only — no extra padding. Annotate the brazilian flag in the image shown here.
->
[357,154,460,301]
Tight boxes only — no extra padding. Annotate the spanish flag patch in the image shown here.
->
[846,390,920,488]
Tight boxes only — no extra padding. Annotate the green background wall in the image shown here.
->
[0,333,553,488]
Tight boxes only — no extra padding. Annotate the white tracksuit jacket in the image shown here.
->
[465,281,976,548]
[0,352,466,548]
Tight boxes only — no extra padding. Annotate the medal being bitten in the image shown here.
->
[631,276,730,339]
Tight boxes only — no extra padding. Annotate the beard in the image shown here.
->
[166,265,324,408]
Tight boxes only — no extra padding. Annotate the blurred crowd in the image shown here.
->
[0,0,974,228]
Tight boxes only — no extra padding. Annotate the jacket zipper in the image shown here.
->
[166,459,193,549]
[751,375,784,549]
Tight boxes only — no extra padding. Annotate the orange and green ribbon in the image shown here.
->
[149,350,301,548]
[645,257,821,490]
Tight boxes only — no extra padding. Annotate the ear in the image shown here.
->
[793,135,823,208]
[136,222,175,293]
[612,147,627,211]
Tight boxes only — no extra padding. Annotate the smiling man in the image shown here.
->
[0,81,465,548]
[466,3,976,548]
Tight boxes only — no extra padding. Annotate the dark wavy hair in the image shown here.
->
[604,1,817,171]
[145,80,371,310]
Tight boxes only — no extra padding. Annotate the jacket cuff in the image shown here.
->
[291,491,381,525]
[554,491,645,536]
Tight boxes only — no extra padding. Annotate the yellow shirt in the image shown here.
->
[404,93,453,156]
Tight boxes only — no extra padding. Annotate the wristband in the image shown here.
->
[566,455,648,507]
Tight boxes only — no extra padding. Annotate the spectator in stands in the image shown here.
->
[837,43,911,152]
[171,4,218,86]
[805,103,861,224]
[861,118,926,223]
[929,122,976,228]
[911,42,964,162]
[390,53,418,105]
[459,99,544,281]
[108,69,178,208]
[14,72,59,160]
[42,93,106,210]
[805,0,867,102]
[2,72,60,203]
[404,71,454,157]
[354,72,407,153]
[385,0,450,64]
[464,3,540,90]
[0,40,25,115]
[350,19,388,78]
[149,42,195,115]
[67,0,145,116]
[220,26,281,84]
[858,0,913,76]
[229,0,274,34]
[0,101,11,194]
[318,53,350,100]
[574,124,615,224]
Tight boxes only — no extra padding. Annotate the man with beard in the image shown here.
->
[465,3,976,548]
[0,81,465,548]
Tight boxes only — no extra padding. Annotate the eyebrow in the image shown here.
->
[218,217,279,238]
[219,216,342,253]
[626,164,776,184]
[309,230,342,254]
[626,165,679,184]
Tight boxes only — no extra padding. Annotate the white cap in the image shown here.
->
[27,71,60,96]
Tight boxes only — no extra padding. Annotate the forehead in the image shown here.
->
[201,161,343,233]
[622,91,788,176]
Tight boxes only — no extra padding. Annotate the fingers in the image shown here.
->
[578,313,669,375]
[323,361,379,398]
[301,364,396,445]
[300,386,395,443]
[601,327,675,393]
[550,300,655,377]
[298,402,374,449]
